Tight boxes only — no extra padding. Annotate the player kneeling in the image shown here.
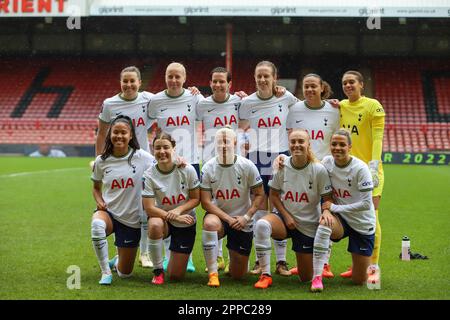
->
[90,115,154,285]
[142,132,200,285]
[311,129,376,292]
[200,127,265,287]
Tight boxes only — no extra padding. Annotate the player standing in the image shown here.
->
[197,67,243,272]
[147,62,204,272]
[239,61,298,276]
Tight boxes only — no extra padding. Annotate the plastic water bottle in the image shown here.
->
[402,236,410,261]
[367,265,381,290]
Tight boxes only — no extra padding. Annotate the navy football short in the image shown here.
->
[274,211,314,254]
[222,220,253,256]
[167,223,196,254]
[105,210,141,248]
[331,214,375,257]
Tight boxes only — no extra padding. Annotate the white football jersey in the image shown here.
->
[287,101,340,160]
[238,91,297,153]
[321,155,376,235]
[148,89,204,164]
[142,164,200,228]
[197,94,241,162]
[269,158,332,238]
[91,149,155,228]
[99,91,153,153]
[200,155,263,232]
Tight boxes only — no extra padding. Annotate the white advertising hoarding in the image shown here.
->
[89,0,450,17]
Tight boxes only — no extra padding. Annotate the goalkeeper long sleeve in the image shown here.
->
[371,115,385,161]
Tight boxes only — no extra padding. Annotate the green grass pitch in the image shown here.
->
[0,157,449,300]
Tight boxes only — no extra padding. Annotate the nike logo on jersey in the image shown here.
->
[359,248,368,251]
[210,180,217,184]
[302,245,312,249]
[180,245,189,249]
[115,112,122,115]
[105,170,112,174]
[296,120,303,123]
[207,108,216,113]
[251,110,258,114]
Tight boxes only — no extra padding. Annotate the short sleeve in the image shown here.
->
[142,151,156,171]
[286,107,295,129]
[268,169,283,192]
[147,99,157,120]
[142,170,155,198]
[247,162,263,189]
[200,164,212,190]
[286,90,298,106]
[238,99,250,120]
[91,156,103,182]
[196,102,205,121]
[98,101,110,124]
[187,166,200,190]
[316,164,333,196]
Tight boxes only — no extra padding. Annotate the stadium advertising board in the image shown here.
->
[0,0,87,16]
[382,152,450,165]
[89,0,450,17]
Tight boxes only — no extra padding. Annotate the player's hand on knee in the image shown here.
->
[320,210,334,228]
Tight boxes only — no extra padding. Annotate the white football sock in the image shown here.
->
[254,219,272,275]
[217,238,224,258]
[163,236,171,261]
[117,268,132,279]
[202,230,218,274]
[91,219,111,275]
[313,225,332,277]
[325,241,333,265]
[273,239,288,262]
[140,219,148,255]
[253,210,268,263]
[149,238,164,270]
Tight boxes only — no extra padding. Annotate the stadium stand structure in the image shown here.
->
[0,58,448,152]
[373,59,450,152]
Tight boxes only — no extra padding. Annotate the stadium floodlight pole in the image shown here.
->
[225,23,233,78]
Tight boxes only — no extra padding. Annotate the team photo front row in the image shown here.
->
[91,125,377,293]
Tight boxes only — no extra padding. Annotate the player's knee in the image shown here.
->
[202,217,220,231]
[91,218,106,236]
[255,219,271,239]
[148,218,164,236]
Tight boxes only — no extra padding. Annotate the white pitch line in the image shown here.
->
[0,167,87,178]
